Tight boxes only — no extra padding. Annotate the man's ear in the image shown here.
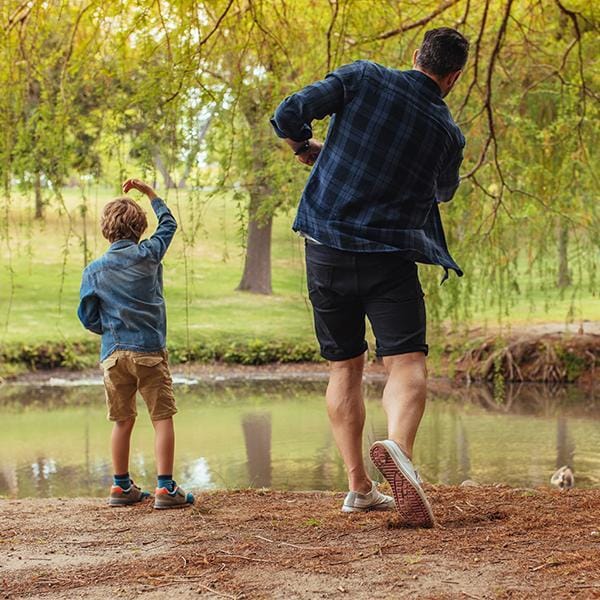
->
[412,49,419,67]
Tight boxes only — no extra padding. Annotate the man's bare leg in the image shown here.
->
[326,353,371,494]
[367,352,434,526]
[381,352,427,459]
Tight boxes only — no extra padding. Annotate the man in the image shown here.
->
[270,28,469,527]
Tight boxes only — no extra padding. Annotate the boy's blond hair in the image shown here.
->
[101,198,148,243]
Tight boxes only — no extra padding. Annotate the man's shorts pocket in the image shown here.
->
[306,260,334,300]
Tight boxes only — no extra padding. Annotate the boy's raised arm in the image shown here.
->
[122,178,177,261]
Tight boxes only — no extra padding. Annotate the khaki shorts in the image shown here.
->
[101,350,177,422]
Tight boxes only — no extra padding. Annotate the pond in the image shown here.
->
[1,377,599,498]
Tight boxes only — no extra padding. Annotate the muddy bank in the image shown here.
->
[1,486,599,599]
[2,323,598,387]
[453,331,599,386]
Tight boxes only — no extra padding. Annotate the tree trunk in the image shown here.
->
[152,148,177,189]
[557,222,571,288]
[237,190,273,294]
[34,170,43,219]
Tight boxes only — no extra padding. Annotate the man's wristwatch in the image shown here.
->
[294,140,311,155]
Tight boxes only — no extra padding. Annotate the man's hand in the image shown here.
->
[285,138,323,167]
[296,140,323,166]
[122,178,158,200]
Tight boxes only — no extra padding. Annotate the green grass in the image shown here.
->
[0,186,598,356]
[0,186,315,349]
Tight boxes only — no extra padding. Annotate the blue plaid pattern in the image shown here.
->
[271,61,465,278]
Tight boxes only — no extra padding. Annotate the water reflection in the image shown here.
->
[242,413,272,488]
[0,380,598,498]
[556,416,575,469]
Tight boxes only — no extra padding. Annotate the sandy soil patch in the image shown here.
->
[2,486,599,599]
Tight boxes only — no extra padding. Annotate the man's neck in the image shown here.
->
[413,66,443,93]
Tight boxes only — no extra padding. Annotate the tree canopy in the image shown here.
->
[0,0,598,322]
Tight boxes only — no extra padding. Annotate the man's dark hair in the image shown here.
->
[416,27,469,77]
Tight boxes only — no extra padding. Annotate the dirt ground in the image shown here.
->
[2,486,599,599]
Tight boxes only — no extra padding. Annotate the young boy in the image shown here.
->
[77,178,194,509]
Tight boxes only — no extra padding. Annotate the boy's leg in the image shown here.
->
[152,417,174,476]
[103,352,149,505]
[135,353,193,508]
[151,416,193,508]
[112,417,135,475]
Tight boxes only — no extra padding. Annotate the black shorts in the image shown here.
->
[305,241,428,361]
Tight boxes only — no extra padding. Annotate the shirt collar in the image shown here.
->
[407,69,442,97]
[109,239,136,251]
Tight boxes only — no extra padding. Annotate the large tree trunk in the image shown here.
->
[34,170,43,219]
[237,190,273,294]
[557,222,571,289]
[236,90,278,294]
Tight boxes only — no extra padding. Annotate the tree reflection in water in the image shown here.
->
[242,413,272,488]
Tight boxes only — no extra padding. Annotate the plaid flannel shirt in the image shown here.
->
[270,60,465,278]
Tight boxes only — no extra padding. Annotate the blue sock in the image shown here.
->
[113,473,131,489]
[157,474,175,492]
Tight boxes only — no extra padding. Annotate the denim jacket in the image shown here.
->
[77,198,177,361]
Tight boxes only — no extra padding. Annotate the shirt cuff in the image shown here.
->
[269,117,312,142]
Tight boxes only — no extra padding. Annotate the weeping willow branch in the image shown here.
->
[4,0,35,33]
[554,0,588,142]
[326,0,339,71]
[455,0,490,121]
[349,0,463,46]
[247,0,292,68]
[462,0,514,181]
[197,0,236,51]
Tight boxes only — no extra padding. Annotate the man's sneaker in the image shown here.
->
[342,480,395,513]
[369,440,435,528]
[108,481,150,506]
[153,483,194,510]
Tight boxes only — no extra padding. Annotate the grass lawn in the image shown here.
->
[0,186,598,355]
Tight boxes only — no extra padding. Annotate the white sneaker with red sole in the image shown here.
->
[369,440,435,528]
[341,480,395,513]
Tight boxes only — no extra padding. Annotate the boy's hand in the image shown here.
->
[122,178,158,200]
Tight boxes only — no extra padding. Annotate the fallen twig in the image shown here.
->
[216,550,271,563]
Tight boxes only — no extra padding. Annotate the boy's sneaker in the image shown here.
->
[341,480,395,513]
[369,440,435,528]
[109,481,150,506]
[153,483,194,510]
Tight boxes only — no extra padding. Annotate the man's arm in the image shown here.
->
[270,61,367,165]
[123,178,177,261]
[436,137,465,203]
[77,270,102,335]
